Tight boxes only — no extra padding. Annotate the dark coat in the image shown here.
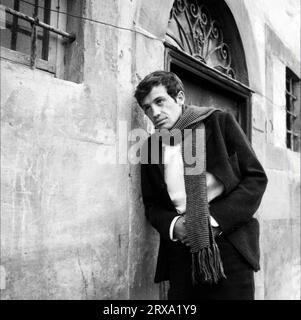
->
[141,110,268,283]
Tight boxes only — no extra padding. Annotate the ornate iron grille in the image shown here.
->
[166,0,236,79]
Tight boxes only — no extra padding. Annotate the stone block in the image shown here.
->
[260,169,291,220]
[265,144,288,171]
[135,34,165,81]
[252,94,266,133]
[261,219,300,300]
[272,56,286,108]
[135,0,174,39]
[252,130,265,163]
[273,104,286,149]
[254,269,264,300]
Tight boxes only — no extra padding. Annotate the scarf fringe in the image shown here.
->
[191,244,226,285]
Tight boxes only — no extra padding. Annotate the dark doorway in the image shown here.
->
[165,45,252,138]
[171,63,239,119]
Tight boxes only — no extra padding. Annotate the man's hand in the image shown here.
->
[173,216,190,246]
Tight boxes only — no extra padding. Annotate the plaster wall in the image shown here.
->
[0,0,131,299]
[0,61,130,299]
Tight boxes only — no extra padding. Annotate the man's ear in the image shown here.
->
[176,91,185,106]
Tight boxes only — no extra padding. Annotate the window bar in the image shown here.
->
[287,129,299,151]
[286,91,297,100]
[42,0,51,60]
[286,75,293,150]
[286,110,297,118]
[30,0,39,68]
[4,6,75,41]
[288,114,294,150]
[287,132,291,149]
[287,130,300,137]
[10,0,20,50]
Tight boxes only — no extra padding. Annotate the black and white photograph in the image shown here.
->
[0,0,300,308]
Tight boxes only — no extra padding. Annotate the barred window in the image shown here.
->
[1,0,51,60]
[0,0,74,73]
[286,68,300,152]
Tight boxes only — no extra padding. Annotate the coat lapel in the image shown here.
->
[158,162,164,179]
[206,123,213,143]
[148,136,165,181]
[158,139,164,180]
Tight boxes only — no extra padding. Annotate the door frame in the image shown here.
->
[164,42,253,141]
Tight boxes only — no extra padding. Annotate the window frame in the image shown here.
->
[286,67,300,152]
[0,0,73,76]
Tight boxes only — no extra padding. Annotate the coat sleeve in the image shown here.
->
[141,164,179,241]
[209,112,268,234]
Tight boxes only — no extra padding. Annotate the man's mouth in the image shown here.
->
[155,118,167,127]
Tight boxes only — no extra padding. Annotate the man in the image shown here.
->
[134,71,268,300]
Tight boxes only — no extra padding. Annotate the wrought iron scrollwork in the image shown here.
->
[167,0,236,79]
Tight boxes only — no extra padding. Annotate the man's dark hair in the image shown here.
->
[134,70,185,107]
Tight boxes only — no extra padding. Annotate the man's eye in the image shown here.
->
[156,99,163,105]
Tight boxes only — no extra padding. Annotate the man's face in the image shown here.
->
[141,85,185,130]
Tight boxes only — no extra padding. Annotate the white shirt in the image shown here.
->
[163,143,224,241]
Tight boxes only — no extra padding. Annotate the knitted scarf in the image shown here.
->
[167,105,226,285]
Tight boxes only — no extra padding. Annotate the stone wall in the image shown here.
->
[0,0,132,299]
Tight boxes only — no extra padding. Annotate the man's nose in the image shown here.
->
[151,104,161,118]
